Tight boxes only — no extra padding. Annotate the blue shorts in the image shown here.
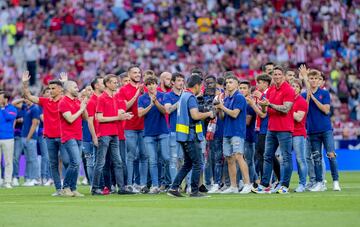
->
[223,136,245,157]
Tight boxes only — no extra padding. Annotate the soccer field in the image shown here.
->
[1,172,359,227]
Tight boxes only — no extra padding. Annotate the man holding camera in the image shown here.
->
[167,74,215,197]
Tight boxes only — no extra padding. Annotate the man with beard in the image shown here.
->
[158,72,172,93]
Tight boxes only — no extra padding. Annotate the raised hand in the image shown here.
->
[258,98,270,107]
[298,64,309,80]
[22,71,30,83]
[80,98,88,111]
[59,72,68,83]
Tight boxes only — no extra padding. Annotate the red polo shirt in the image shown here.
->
[266,81,295,132]
[38,97,62,138]
[86,93,99,136]
[96,91,119,137]
[118,83,144,130]
[117,99,127,140]
[58,96,82,143]
[292,95,308,137]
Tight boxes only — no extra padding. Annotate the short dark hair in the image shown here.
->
[239,80,251,88]
[144,76,158,86]
[262,62,274,71]
[205,75,216,81]
[127,65,140,72]
[91,76,104,90]
[191,68,204,78]
[187,75,203,88]
[0,90,11,100]
[256,74,272,85]
[223,71,235,79]
[103,74,117,87]
[171,72,185,82]
[225,75,239,83]
[217,77,225,86]
[48,80,63,87]
[273,65,285,73]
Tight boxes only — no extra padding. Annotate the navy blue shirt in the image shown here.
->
[164,91,181,132]
[259,115,269,135]
[187,95,199,140]
[82,120,92,142]
[214,117,224,139]
[38,108,44,137]
[21,104,40,139]
[14,104,26,137]
[0,104,18,139]
[223,90,247,138]
[301,88,332,134]
[138,92,169,136]
[246,105,256,143]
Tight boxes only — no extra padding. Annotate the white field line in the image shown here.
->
[0,193,360,205]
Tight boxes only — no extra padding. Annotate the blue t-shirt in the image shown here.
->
[301,88,332,134]
[164,91,181,132]
[138,92,169,136]
[246,105,256,143]
[21,104,40,140]
[0,104,18,139]
[82,120,92,142]
[14,104,26,137]
[259,115,269,135]
[223,90,247,138]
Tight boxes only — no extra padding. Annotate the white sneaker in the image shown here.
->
[220,186,238,194]
[333,181,341,191]
[0,178,3,186]
[81,178,88,185]
[310,182,325,192]
[12,178,19,187]
[23,180,35,187]
[208,184,220,194]
[186,185,191,194]
[33,179,41,185]
[4,183,13,189]
[238,180,244,191]
[239,184,252,194]
[149,186,160,194]
[44,179,53,186]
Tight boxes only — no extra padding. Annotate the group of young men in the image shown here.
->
[0,62,341,197]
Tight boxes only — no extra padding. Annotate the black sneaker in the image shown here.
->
[167,189,184,197]
[199,184,208,193]
[118,190,136,195]
[140,186,150,194]
[190,192,210,198]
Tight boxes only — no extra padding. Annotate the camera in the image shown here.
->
[197,96,214,113]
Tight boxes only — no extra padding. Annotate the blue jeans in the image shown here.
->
[244,141,258,183]
[38,136,50,179]
[92,136,125,190]
[308,130,339,182]
[262,131,293,188]
[22,138,40,180]
[82,141,95,185]
[292,136,308,186]
[169,132,183,183]
[171,140,203,194]
[125,130,148,186]
[46,137,69,190]
[62,139,82,191]
[205,138,224,185]
[144,134,170,187]
[13,136,24,178]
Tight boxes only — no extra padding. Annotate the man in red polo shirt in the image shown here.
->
[92,74,134,195]
[58,80,88,197]
[255,65,295,194]
[117,66,148,193]
[22,71,69,196]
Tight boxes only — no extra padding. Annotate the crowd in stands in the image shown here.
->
[0,0,359,139]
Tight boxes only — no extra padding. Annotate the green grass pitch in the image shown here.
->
[1,172,360,227]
